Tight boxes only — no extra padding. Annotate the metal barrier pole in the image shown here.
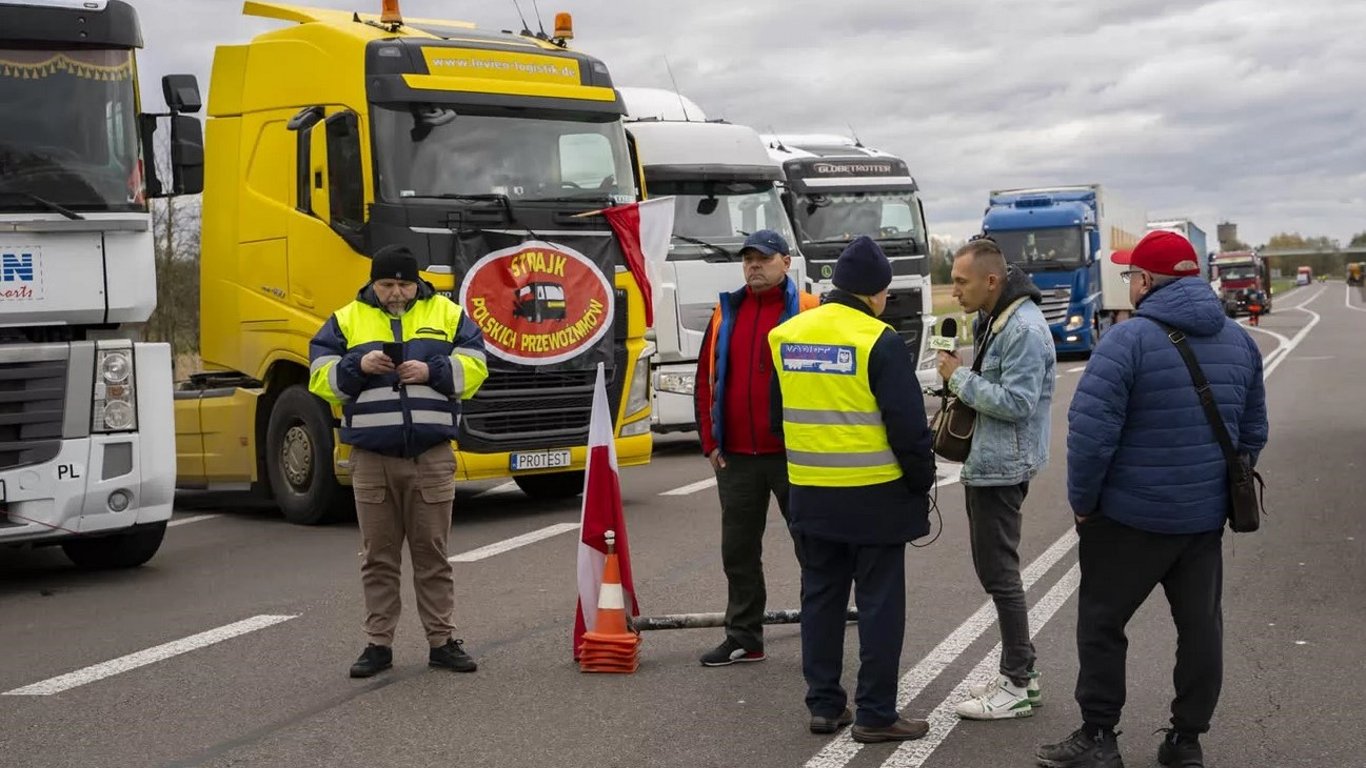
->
[631,608,858,632]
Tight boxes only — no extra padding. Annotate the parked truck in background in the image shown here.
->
[172,2,654,525]
[619,88,804,433]
[982,184,1147,355]
[762,134,937,389]
[1212,250,1273,317]
[1147,218,1210,279]
[0,0,202,567]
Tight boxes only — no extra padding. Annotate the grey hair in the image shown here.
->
[1149,273,1180,288]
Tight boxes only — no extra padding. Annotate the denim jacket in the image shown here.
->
[947,271,1056,486]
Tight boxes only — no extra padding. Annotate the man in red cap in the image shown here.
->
[1036,230,1268,768]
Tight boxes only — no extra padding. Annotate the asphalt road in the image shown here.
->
[1,282,1361,768]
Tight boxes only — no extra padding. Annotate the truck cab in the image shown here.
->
[983,185,1146,355]
[0,0,202,567]
[172,2,654,524]
[620,89,804,433]
[1212,251,1272,317]
[762,134,936,388]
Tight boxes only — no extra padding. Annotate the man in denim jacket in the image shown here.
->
[936,237,1055,720]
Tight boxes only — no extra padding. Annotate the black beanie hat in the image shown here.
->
[370,244,420,283]
[832,236,893,295]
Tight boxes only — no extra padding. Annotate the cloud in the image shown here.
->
[126,0,1363,245]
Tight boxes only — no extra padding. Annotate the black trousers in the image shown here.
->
[795,533,906,728]
[715,453,794,651]
[965,482,1036,685]
[1075,516,1224,734]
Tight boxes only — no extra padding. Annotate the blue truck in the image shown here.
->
[982,185,1147,355]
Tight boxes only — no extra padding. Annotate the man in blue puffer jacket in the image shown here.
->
[1036,231,1268,768]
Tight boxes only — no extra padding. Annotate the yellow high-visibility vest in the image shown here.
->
[769,302,902,487]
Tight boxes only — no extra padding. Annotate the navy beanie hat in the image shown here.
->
[832,236,893,295]
[370,244,420,283]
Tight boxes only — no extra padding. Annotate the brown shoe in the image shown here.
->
[810,707,854,734]
[851,717,930,743]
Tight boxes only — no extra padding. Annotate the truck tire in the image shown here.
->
[514,470,585,500]
[61,522,166,570]
[266,385,350,525]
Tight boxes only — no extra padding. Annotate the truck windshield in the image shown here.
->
[372,104,636,204]
[1218,266,1257,281]
[990,228,1085,269]
[793,191,921,244]
[0,48,143,212]
[648,180,795,262]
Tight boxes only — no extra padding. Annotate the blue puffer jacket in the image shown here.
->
[1067,277,1269,533]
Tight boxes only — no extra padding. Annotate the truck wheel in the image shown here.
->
[266,385,350,525]
[514,471,586,499]
[61,522,167,570]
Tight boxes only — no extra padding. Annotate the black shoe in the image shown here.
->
[349,644,392,678]
[1157,729,1204,767]
[699,637,765,667]
[809,707,854,734]
[850,717,930,744]
[429,638,478,672]
[1036,727,1124,768]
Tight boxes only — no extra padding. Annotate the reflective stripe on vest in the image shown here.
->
[769,302,902,487]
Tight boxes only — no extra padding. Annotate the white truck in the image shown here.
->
[762,134,937,388]
[0,0,202,567]
[618,88,805,433]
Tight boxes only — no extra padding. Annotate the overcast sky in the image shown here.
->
[132,0,1364,247]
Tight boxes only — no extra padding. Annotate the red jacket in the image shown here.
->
[695,277,819,457]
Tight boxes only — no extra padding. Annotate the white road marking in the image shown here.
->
[447,522,580,563]
[803,530,1078,768]
[167,514,221,528]
[660,477,718,496]
[2,614,297,696]
[1263,290,1323,378]
[937,464,963,488]
[1067,365,1087,373]
[1346,284,1366,313]
[882,564,1082,768]
[473,481,519,499]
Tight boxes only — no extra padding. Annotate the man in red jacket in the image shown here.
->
[694,230,819,666]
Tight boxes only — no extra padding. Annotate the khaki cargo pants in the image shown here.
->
[351,444,457,648]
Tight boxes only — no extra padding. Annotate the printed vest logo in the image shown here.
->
[459,240,614,365]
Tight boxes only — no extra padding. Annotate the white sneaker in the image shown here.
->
[956,674,1034,720]
[969,669,1041,706]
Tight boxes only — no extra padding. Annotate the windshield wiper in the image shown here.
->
[0,190,84,220]
[1014,258,1071,270]
[672,234,734,261]
[521,195,617,205]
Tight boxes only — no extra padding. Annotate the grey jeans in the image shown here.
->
[964,482,1036,685]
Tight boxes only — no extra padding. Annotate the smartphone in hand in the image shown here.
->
[382,342,404,368]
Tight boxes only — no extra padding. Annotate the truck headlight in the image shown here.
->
[625,355,650,416]
[93,348,138,433]
[657,371,695,395]
[1064,314,1085,331]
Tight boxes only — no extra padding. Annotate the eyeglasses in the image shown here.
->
[1120,269,1145,284]
[968,233,998,244]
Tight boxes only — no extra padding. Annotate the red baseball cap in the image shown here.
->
[1111,230,1202,277]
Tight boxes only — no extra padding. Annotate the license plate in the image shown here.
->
[509,450,572,471]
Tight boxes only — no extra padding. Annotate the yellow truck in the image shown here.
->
[173,2,654,524]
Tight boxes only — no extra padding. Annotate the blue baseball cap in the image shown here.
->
[740,229,790,257]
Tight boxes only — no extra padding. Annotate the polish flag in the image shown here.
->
[602,197,676,328]
[573,362,639,659]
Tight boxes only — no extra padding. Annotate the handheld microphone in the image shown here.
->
[928,317,958,352]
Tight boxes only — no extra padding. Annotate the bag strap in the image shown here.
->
[1146,318,1240,467]
[969,316,996,374]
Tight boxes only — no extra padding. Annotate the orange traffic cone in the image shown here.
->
[578,530,641,674]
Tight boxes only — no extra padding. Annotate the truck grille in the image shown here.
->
[1039,287,1071,324]
[460,367,612,451]
[0,357,67,471]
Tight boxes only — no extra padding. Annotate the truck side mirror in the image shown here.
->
[780,190,795,220]
[169,115,205,195]
[162,74,202,115]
